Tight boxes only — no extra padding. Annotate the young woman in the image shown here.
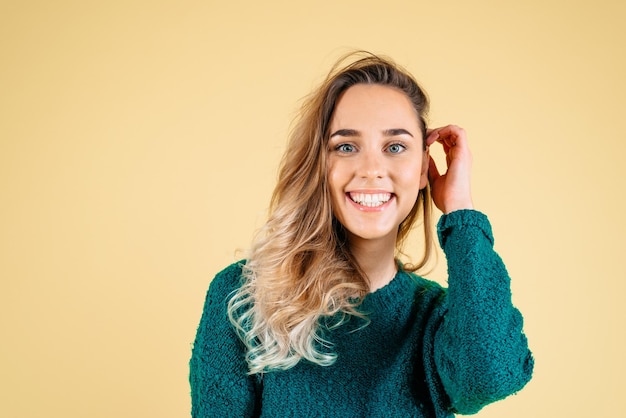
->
[190,52,534,417]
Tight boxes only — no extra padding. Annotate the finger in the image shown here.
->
[437,124,464,136]
[425,129,439,147]
[437,137,451,154]
[437,125,467,148]
[437,133,458,150]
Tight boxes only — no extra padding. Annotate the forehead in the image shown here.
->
[330,84,420,128]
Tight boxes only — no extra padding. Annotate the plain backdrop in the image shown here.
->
[1,1,625,417]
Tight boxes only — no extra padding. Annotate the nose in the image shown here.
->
[358,150,385,179]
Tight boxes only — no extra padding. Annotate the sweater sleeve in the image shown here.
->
[433,210,534,414]
[189,262,259,418]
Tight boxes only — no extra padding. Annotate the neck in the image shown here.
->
[348,233,398,292]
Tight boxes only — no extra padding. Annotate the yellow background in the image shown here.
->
[1,1,624,417]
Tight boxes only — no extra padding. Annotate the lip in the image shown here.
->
[345,190,395,212]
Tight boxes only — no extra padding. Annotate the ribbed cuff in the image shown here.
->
[436,209,494,247]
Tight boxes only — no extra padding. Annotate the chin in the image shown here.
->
[346,227,397,243]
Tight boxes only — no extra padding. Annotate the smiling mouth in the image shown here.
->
[348,192,392,207]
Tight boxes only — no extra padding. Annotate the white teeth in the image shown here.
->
[349,192,391,207]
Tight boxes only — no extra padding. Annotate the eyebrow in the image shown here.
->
[329,128,414,138]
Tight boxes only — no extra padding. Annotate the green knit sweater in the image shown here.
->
[189,210,534,417]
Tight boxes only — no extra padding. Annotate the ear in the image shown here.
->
[419,147,429,189]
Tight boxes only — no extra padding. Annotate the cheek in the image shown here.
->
[398,160,424,188]
[326,169,343,211]
[327,161,345,192]
[327,182,344,221]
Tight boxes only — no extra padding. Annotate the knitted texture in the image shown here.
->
[189,210,534,417]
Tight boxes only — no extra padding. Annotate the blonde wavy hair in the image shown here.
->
[228,52,435,374]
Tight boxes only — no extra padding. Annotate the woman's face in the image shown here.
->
[327,84,428,246]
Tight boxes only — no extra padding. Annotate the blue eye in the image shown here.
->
[388,143,406,154]
[336,144,355,153]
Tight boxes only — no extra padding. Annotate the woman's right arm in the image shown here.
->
[189,262,258,417]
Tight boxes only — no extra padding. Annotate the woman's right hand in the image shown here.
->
[425,125,474,214]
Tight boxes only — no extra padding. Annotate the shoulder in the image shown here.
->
[401,270,448,312]
[203,260,247,314]
[405,270,445,292]
[403,270,447,306]
[210,260,246,291]
[398,267,446,295]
